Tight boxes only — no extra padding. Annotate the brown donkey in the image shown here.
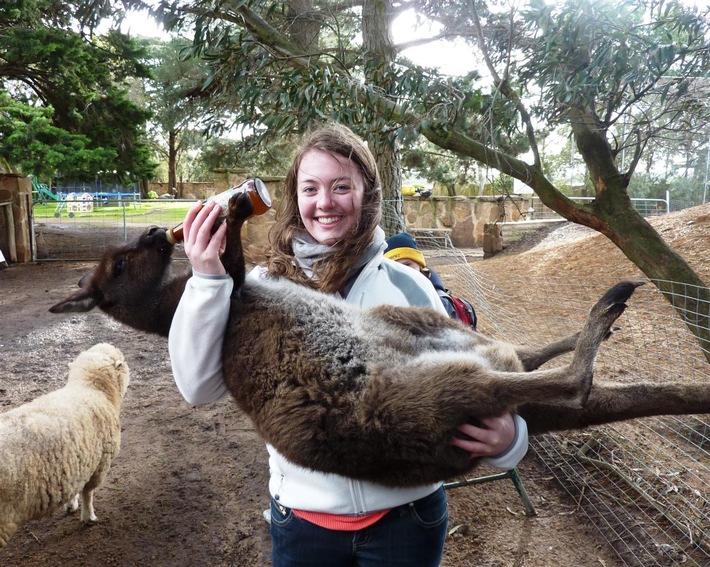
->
[50,193,710,487]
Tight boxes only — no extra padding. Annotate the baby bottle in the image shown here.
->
[166,178,272,244]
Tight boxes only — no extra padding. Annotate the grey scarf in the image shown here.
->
[292,226,386,281]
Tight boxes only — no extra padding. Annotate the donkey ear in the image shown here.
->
[49,288,100,313]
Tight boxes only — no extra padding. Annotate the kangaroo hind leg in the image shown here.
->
[566,280,644,405]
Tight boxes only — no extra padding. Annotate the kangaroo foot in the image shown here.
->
[588,281,644,341]
[228,191,255,225]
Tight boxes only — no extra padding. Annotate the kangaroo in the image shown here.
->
[49,193,710,487]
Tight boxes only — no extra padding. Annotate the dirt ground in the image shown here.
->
[1,204,709,566]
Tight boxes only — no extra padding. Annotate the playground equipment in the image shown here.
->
[53,192,94,218]
[30,175,59,204]
[31,177,142,217]
[51,191,141,218]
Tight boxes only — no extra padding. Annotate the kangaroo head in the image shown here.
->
[49,227,175,315]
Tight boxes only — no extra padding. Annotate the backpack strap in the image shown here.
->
[437,289,477,330]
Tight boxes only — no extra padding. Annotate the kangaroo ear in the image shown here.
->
[78,270,95,289]
[49,288,100,313]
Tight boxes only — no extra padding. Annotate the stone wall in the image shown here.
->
[401,194,530,247]
[243,190,530,249]
[149,178,531,248]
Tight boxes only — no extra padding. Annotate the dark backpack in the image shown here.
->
[437,289,478,330]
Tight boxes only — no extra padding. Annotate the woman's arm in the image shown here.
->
[168,201,232,404]
[169,273,233,404]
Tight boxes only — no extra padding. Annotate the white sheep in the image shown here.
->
[0,343,129,548]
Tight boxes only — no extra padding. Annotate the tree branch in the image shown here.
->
[468,0,541,169]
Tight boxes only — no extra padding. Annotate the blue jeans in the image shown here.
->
[270,487,448,567]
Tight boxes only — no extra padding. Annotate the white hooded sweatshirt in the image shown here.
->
[168,248,528,514]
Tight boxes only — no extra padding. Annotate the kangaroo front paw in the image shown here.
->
[228,192,254,224]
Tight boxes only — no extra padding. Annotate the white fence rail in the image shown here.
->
[526,192,671,220]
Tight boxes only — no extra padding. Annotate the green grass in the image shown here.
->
[33,200,194,224]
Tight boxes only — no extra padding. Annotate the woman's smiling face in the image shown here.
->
[296,149,365,245]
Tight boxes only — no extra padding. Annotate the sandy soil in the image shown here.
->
[1,203,709,566]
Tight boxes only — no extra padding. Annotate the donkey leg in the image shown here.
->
[520,380,710,435]
[222,192,253,287]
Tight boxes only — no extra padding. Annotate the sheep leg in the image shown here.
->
[222,192,253,288]
[65,493,80,514]
[80,459,111,524]
[0,522,18,549]
[80,486,97,524]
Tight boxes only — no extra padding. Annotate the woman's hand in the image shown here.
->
[450,412,516,458]
[183,200,228,275]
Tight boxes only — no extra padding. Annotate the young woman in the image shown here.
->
[168,123,528,566]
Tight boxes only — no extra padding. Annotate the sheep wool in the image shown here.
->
[0,343,129,548]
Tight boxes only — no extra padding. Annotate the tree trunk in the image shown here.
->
[600,206,710,358]
[140,178,149,199]
[362,0,404,236]
[374,138,404,235]
[168,129,179,198]
[569,111,710,360]
[285,1,320,51]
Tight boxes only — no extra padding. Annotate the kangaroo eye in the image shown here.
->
[113,258,126,277]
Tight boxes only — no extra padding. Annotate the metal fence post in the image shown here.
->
[122,201,127,241]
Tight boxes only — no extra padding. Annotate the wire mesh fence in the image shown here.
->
[407,228,710,567]
[32,198,194,261]
[28,186,710,564]
[526,196,672,220]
